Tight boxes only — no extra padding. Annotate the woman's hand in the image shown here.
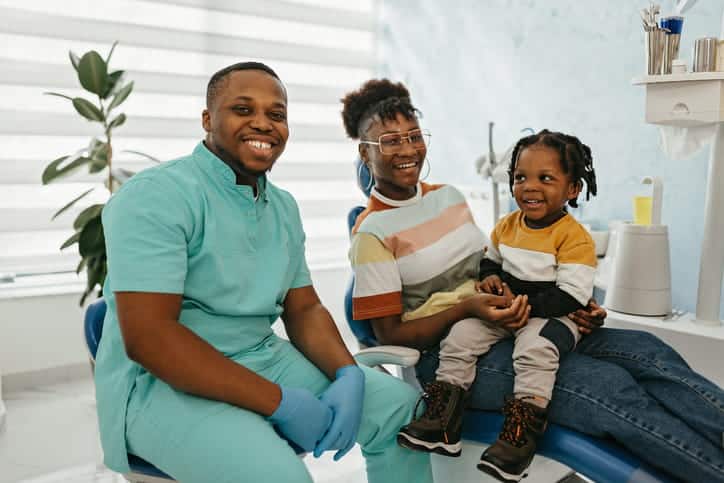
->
[465,293,530,330]
[568,299,607,335]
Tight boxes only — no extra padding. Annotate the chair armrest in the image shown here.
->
[353,345,421,368]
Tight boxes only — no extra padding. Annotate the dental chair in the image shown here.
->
[346,160,673,483]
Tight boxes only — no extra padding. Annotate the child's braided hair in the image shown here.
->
[508,129,597,208]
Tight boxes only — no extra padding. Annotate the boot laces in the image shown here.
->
[500,398,537,448]
[413,382,449,422]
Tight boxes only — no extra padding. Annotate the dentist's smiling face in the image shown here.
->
[202,69,288,185]
[512,145,580,228]
[360,112,427,201]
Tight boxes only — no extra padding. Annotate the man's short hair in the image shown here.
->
[206,61,281,108]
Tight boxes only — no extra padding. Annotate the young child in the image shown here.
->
[397,129,598,483]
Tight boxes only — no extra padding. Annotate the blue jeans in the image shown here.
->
[416,328,724,483]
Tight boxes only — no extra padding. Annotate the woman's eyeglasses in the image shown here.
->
[360,129,431,155]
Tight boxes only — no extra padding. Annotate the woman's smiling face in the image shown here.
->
[359,112,427,200]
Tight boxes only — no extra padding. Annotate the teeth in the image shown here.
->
[246,140,272,150]
[396,162,417,169]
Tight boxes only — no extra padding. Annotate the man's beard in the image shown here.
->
[207,140,273,181]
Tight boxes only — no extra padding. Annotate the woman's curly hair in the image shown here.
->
[340,79,420,139]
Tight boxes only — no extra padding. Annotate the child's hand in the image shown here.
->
[478,275,504,295]
[464,293,530,330]
[500,282,515,306]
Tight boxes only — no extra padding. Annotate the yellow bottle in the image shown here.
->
[633,196,653,225]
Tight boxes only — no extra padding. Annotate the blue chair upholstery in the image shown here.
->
[84,298,107,360]
[84,298,176,482]
[344,200,673,483]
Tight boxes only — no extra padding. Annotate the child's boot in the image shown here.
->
[396,380,467,457]
[477,396,548,482]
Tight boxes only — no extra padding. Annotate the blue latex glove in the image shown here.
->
[268,386,333,452]
[313,364,365,460]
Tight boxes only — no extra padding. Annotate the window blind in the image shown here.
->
[0,0,372,282]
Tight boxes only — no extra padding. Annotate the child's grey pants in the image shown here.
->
[436,316,581,401]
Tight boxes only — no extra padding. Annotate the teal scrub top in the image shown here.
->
[94,142,312,472]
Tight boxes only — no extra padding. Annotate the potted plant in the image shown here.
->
[43,42,155,305]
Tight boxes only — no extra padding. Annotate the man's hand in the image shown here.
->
[568,299,607,335]
[268,386,333,452]
[313,365,365,461]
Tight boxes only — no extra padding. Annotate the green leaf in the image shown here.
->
[89,158,108,174]
[90,140,109,160]
[108,82,133,111]
[69,51,80,72]
[122,150,161,163]
[42,156,92,184]
[105,41,118,65]
[79,217,105,257]
[76,257,87,274]
[73,98,104,122]
[44,92,74,102]
[51,188,94,220]
[108,113,126,129]
[77,51,107,96]
[88,141,109,173]
[60,231,80,250]
[73,204,104,231]
[101,70,125,100]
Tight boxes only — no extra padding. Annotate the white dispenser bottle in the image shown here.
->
[605,177,672,316]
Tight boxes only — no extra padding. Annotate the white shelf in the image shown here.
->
[632,71,724,85]
[634,74,724,126]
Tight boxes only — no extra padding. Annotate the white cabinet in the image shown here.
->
[634,72,724,126]
[633,73,724,325]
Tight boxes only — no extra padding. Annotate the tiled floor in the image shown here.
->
[0,376,368,483]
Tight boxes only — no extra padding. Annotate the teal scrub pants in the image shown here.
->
[125,334,433,483]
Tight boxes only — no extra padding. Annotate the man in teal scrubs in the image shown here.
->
[94,62,433,483]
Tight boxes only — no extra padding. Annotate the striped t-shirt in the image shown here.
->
[350,183,487,320]
[482,210,596,312]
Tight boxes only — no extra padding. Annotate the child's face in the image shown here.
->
[512,145,580,226]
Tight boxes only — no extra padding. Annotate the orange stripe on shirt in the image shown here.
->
[383,202,474,258]
[353,291,403,320]
[351,182,446,235]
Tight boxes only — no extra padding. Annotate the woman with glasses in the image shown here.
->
[343,78,724,483]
